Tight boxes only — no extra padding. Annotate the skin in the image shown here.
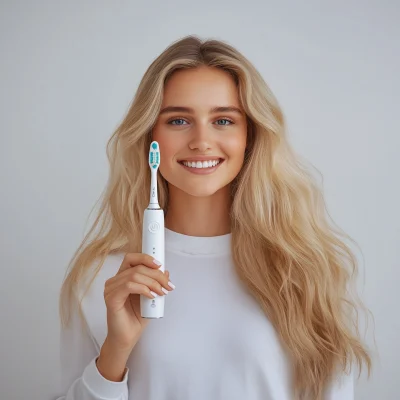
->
[152,66,248,237]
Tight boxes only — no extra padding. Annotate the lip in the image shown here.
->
[177,156,224,162]
[178,159,224,175]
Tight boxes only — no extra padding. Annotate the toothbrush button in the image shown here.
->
[148,222,160,233]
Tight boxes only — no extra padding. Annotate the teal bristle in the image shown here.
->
[149,151,159,166]
[149,142,159,168]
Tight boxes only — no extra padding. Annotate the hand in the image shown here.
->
[103,253,175,352]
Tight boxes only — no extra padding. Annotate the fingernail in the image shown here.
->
[167,281,176,290]
[161,287,169,295]
[150,291,159,298]
[153,259,162,266]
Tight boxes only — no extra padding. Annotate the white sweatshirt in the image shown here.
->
[56,227,354,400]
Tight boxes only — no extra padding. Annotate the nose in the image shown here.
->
[188,123,213,152]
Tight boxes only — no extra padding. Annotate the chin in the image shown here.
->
[182,185,222,198]
[183,189,220,198]
[171,181,227,198]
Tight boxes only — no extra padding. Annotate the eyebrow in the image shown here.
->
[159,106,244,116]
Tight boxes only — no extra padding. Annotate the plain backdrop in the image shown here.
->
[1,1,399,399]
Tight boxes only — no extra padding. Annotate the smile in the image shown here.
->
[178,159,224,175]
[181,159,221,168]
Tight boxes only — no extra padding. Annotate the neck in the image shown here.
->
[165,185,232,237]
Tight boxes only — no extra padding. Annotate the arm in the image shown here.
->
[55,290,129,400]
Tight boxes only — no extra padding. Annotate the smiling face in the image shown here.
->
[152,66,248,198]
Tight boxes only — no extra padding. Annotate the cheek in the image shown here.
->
[154,141,176,179]
[224,135,247,161]
[152,130,173,163]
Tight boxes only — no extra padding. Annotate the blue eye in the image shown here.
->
[167,118,234,126]
[216,119,233,125]
[169,119,188,125]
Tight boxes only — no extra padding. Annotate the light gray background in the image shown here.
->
[1,1,398,399]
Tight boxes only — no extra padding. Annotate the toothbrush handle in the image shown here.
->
[140,208,165,318]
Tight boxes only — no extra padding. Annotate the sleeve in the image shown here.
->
[324,368,354,400]
[54,290,129,400]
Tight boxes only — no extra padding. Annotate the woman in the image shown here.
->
[57,35,372,400]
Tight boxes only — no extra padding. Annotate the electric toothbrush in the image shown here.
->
[140,141,165,318]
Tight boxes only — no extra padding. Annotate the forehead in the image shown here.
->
[162,67,241,109]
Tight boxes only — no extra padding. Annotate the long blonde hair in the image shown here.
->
[59,34,372,399]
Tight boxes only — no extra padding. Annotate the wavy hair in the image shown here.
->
[59,34,372,399]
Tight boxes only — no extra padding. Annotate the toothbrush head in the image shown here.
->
[149,141,160,170]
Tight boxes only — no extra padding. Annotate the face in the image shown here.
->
[152,66,247,198]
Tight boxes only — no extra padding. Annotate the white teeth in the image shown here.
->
[182,159,221,168]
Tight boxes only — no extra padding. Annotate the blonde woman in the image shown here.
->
[57,35,372,400]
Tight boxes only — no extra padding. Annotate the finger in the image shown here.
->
[118,253,163,274]
[134,266,173,291]
[109,264,169,291]
[106,268,173,297]
[105,281,155,310]
[106,271,164,297]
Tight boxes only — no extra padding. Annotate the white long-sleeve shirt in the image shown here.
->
[56,227,354,400]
